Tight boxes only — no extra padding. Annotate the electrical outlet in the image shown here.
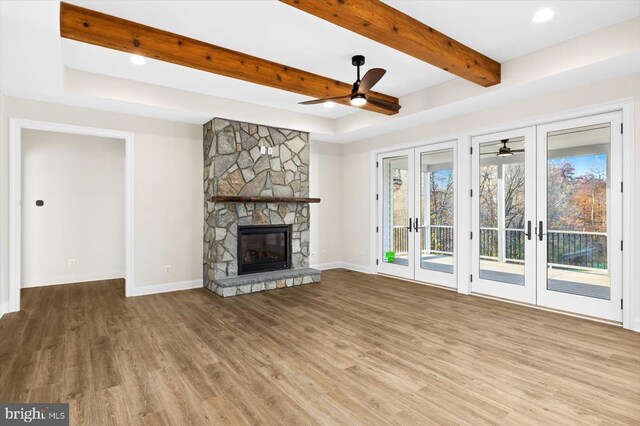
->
[68,259,75,267]
[260,146,267,154]
[165,265,171,273]
[268,147,273,155]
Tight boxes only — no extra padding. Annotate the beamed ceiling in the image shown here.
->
[60,0,504,116]
[1,0,638,140]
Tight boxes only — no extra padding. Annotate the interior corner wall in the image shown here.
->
[21,130,125,287]
[0,94,7,316]
[0,96,204,295]
[338,72,639,317]
[309,140,343,268]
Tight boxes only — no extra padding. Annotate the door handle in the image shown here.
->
[538,220,545,241]
[414,217,419,232]
[408,218,413,232]
[525,220,532,240]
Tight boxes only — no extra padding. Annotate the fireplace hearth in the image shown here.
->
[238,225,291,275]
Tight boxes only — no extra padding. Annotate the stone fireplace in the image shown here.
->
[203,118,321,297]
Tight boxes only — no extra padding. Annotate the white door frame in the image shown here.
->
[9,118,135,313]
[413,141,457,288]
[471,126,537,304]
[535,111,623,322]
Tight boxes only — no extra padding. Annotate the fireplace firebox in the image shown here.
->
[237,225,291,275]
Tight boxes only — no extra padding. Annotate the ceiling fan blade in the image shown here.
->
[358,68,386,93]
[511,149,525,153]
[367,96,401,112]
[299,95,350,105]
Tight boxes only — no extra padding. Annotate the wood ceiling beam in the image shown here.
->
[59,2,399,115]
[280,0,501,87]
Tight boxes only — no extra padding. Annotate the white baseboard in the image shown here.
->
[311,261,343,271]
[634,318,640,332]
[21,271,124,288]
[339,262,372,274]
[0,300,8,319]
[311,261,372,274]
[130,279,203,297]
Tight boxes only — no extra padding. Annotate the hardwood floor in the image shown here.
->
[1,269,639,425]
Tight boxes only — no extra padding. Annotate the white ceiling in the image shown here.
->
[61,0,640,119]
[1,1,638,143]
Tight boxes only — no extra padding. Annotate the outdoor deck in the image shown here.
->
[388,255,611,300]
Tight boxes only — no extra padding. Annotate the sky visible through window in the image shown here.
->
[551,153,607,177]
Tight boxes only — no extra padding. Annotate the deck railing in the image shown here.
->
[392,224,454,255]
[391,225,607,269]
[479,227,607,269]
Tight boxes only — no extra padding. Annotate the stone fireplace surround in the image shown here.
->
[203,118,320,297]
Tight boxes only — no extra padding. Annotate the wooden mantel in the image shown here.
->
[210,195,321,204]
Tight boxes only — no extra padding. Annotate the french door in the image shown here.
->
[472,112,623,322]
[377,142,456,288]
[377,149,415,279]
[471,127,537,304]
[536,113,622,321]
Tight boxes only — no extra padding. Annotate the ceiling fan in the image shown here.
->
[299,55,401,113]
[482,139,525,157]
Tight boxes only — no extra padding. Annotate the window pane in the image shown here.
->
[420,149,454,274]
[478,137,526,285]
[546,123,611,300]
[381,156,410,266]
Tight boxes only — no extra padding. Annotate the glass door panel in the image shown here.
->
[478,137,526,285]
[472,127,536,304]
[377,150,414,279]
[536,113,622,321]
[414,143,456,287]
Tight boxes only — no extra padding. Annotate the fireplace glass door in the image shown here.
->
[238,225,291,274]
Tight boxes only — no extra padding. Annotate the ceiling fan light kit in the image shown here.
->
[488,139,526,157]
[350,94,367,107]
[299,55,400,114]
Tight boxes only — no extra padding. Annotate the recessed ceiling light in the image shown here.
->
[323,101,335,109]
[532,8,554,23]
[129,54,146,65]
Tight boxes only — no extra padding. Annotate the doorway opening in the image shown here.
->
[21,129,125,289]
[8,119,134,313]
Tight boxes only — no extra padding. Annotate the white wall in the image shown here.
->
[340,72,640,327]
[0,96,203,301]
[21,130,124,287]
[309,140,343,268]
[0,94,6,317]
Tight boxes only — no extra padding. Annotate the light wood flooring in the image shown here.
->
[1,269,639,425]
